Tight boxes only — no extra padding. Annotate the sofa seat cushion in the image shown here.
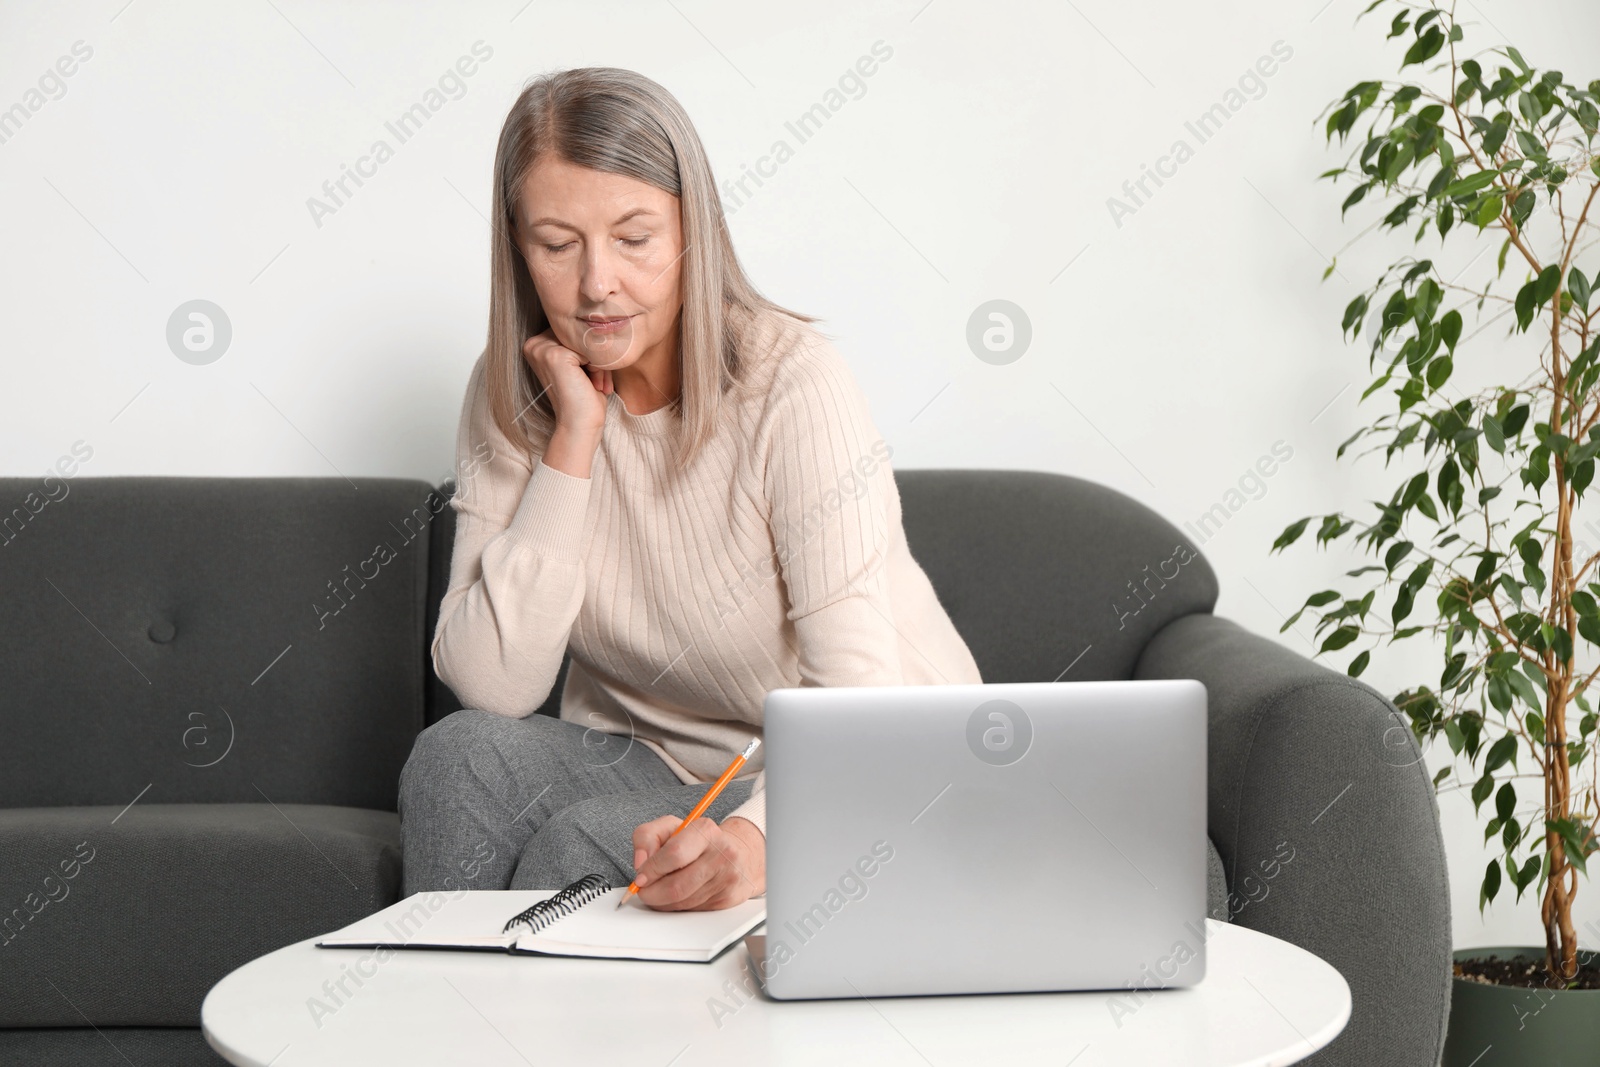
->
[0,1027,228,1066]
[0,803,400,1028]
[1205,836,1228,921]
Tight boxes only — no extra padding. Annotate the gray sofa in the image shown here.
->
[0,470,1450,1065]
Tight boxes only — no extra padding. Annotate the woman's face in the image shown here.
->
[514,154,684,370]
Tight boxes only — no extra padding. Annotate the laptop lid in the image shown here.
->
[759,679,1207,999]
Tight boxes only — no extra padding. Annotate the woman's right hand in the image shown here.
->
[523,329,611,439]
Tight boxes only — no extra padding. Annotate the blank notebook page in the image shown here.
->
[317,891,533,949]
[316,888,766,963]
[518,888,766,961]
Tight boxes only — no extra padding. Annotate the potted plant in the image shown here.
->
[1271,1,1599,1061]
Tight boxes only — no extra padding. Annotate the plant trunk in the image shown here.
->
[1546,301,1580,985]
[1541,684,1578,984]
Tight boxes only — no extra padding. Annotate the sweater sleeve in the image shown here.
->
[726,338,905,836]
[431,353,592,718]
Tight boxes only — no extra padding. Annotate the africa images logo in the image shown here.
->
[965,699,1032,767]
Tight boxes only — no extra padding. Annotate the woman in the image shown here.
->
[399,67,982,912]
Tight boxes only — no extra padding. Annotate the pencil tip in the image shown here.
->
[614,893,627,910]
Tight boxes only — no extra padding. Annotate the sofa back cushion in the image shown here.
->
[895,469,1219,684]
[0,476,440,811]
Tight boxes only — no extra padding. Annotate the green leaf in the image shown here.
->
[1483,117,1511,157]
[1471,773,1495,812]
[1438,457,1463,515]
[1505,46,1530,73]
[1575,459,1595,498]
[1523,446,1550,492]
[1534,264,1562,305]
[1444,170,1499,197]
[1516,278,1539,330]
[1480,859,1502,912]
[1476,193,1504,228]
[1273,517,1310,552]
[1343,294,1370,334]
[1550,817,1594,876]
[1517,91,1541,125]
[1522,658,1548,700]
[1384,192,1419,225]
[1392,584,1416,625]
[1520,269,1562,331]
[1342,183,1371,217]
[1482,413,1506,453]
[1518,538,1543,570]
[1348,649,1370,677]
[1510,187,1536,227]
[1337,426,1367,459]
[1488,672,1513,713]
[1427,355,1454,391]
[1495,781,1516,822]
[1571,268,1593,311]
[1440,309,1462,352]
[1321,625,1360,653]
[1399,471,1428,509]
[1551,624,1574,665]
[1484,733,1519,773]
[1316,514,1353,543]
[1413,278,1443,326]
[1402,26,1446,67]
[1512,855,1541,901]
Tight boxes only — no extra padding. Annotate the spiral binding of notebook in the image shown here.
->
[501,873,612,935]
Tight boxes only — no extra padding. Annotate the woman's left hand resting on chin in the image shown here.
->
[630,815,765,911]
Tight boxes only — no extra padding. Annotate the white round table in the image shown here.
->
[202,918,1349,1066]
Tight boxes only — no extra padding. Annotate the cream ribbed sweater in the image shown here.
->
[431,311,983,835]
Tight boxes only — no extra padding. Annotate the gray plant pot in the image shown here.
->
[1441,946,1600,1066]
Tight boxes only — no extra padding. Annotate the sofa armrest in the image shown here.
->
[1135,612,1451,1067]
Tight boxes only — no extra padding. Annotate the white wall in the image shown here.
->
[3,0,1598,953]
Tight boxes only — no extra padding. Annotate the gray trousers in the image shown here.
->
[397,708,754,896]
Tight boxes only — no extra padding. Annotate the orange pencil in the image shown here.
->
[616,736,762,909]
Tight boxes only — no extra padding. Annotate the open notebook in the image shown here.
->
[316,874,766,963]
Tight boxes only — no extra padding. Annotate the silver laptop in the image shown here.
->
[754,679,1207,999]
